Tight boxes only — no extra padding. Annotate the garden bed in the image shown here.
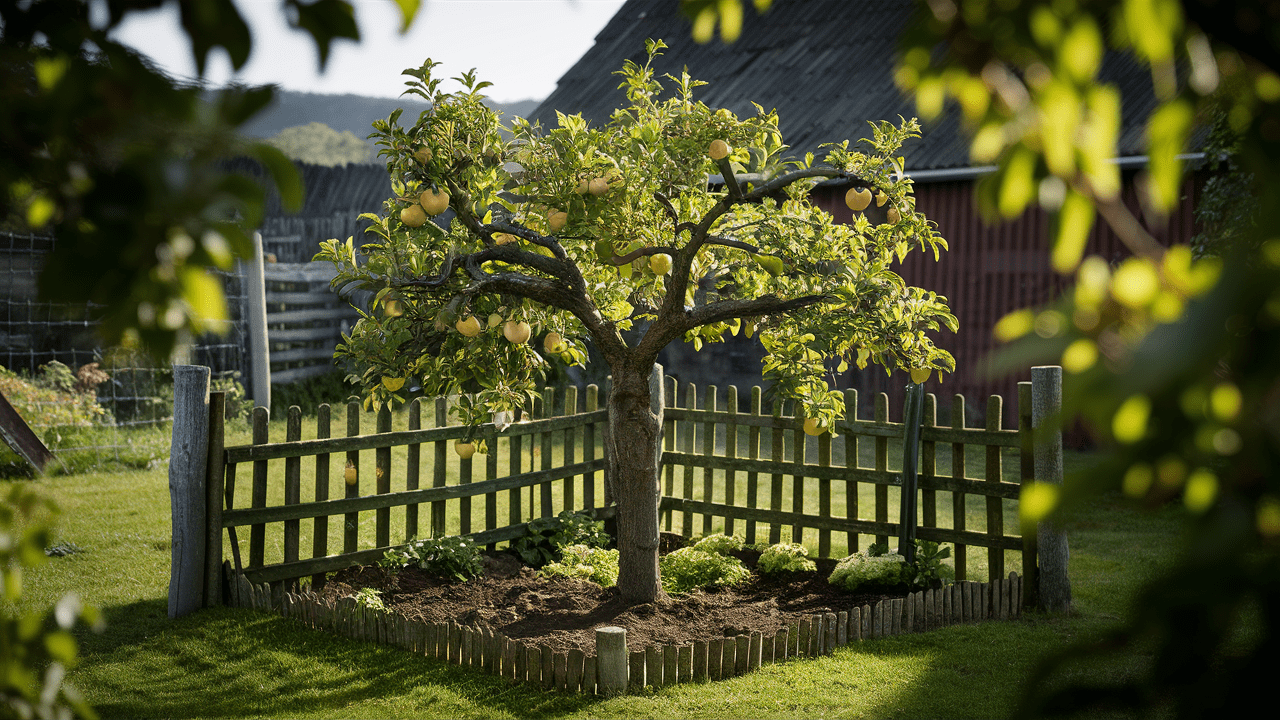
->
[230,536,1023,694]
[315,546,888,656]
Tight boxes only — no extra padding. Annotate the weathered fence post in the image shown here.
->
[1032,365,1071,612]
[203,391,226,607]
[596,626,628,696]
[245,231,271,408]
[169,365,211,618]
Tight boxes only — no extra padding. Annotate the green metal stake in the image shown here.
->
[897,381,925,563]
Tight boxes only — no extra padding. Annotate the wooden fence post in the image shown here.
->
[245,231,271,408]
[169,365,211,618]
[1032,366,1071,612]
[203,391,226,607]
[596,626,628,696]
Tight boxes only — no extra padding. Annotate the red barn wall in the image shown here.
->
[811,172,1200,432]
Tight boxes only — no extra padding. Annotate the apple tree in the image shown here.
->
[317,42,957,602]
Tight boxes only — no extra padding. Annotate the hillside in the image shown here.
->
[238,89,542,142]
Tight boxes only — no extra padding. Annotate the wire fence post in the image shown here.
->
[1032,365,1071,612]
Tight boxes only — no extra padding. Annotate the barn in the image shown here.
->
[526,0,1200,428]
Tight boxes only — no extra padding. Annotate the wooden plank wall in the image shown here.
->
[259,259,360,385]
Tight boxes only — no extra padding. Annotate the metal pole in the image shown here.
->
[898,381,925,563]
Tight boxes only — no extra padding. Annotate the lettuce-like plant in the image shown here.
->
[660,547,750,595]
[757,542,817,574]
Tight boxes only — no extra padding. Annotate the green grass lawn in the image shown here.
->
[6,431,1187,719]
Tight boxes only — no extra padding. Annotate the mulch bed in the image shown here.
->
[316,535,905,655]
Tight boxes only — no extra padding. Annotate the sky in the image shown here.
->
[110,0,629,103]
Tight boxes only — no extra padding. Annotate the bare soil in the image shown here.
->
[317,534,905,654]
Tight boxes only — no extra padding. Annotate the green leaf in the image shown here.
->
[177,0,252,74]
[390,0,421,33]
[285,0,360,70]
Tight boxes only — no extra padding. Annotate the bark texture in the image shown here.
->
[606,362,665,602]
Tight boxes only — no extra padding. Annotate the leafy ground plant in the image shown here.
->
[659,547,751,595]
[352,588,388,614]
[539,544,619,587]
[691,533,744,556]
[510,510,609,568]
[380,536,483,581]
[909,540,955,589]
[828,550,910,592]
[757,542,817,574]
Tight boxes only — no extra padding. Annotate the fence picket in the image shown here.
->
[844,388,859,553]
[376,406,392,548]
[724,386,739,536]
[432,398,448,537]
[874,393,890,547]
[745,386,762,546]
[345,402,360,552]
[585,385,598,511]
[818,425,832,557]
[769,397,784,544]
[541,387,556,519]
[921,394,937,535]
[406,399,421,542]
[791,410,805,545]
[985,395,1005,582]
[682,382,696,536]
[249,407,269,568]
[663,376,676,531]
[951,394,968,581]
[311,404,330,589]
[701,385,717,536]
[563,385,578,514]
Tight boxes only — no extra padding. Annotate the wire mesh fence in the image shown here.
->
[0,230,251,473]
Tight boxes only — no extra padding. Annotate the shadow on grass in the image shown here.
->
[77,603,600,719]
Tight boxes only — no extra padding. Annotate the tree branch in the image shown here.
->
[715,157,743,200]
[611,244,679,265]
[684,293,831,328]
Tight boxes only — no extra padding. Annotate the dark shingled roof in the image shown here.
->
[528,0,1160,174]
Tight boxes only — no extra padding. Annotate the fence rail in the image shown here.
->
[179,371,1053,610]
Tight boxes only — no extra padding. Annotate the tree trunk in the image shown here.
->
[605,362,664,603]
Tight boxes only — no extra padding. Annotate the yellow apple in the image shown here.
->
[588,177,610,196]
[414,146,432,164]
[547,210,568,233]
[343,461,358,485]
[400,204,427,228]
[455,441,476,460]
[910,367,931,384]
[875,190,888,208]
[503,320,531,344]
[845,187,872,212]
[575,178,590,194]
[803,417,826,436]
[381,376,405,392]
[455,316,482,337]
[886,207,901,224]
[708,139,731,160]
[543,331,565,354]
[419,188,450,215]
[487,313,503,328]
[649,253,672,275]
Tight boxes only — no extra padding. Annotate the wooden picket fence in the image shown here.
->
[201,373,1047,600]
[228,569,1023,695]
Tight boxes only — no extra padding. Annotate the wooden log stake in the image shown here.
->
[708,638,723,680]
[825,612,837,652]
[693,640,708,681]
[663,645,677,686]
[568,649,585,693]
[748,632,761,670]
[583,654,597,695]
[646,646,662,686]
[629,650,646,692]
[595,627,627,696]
